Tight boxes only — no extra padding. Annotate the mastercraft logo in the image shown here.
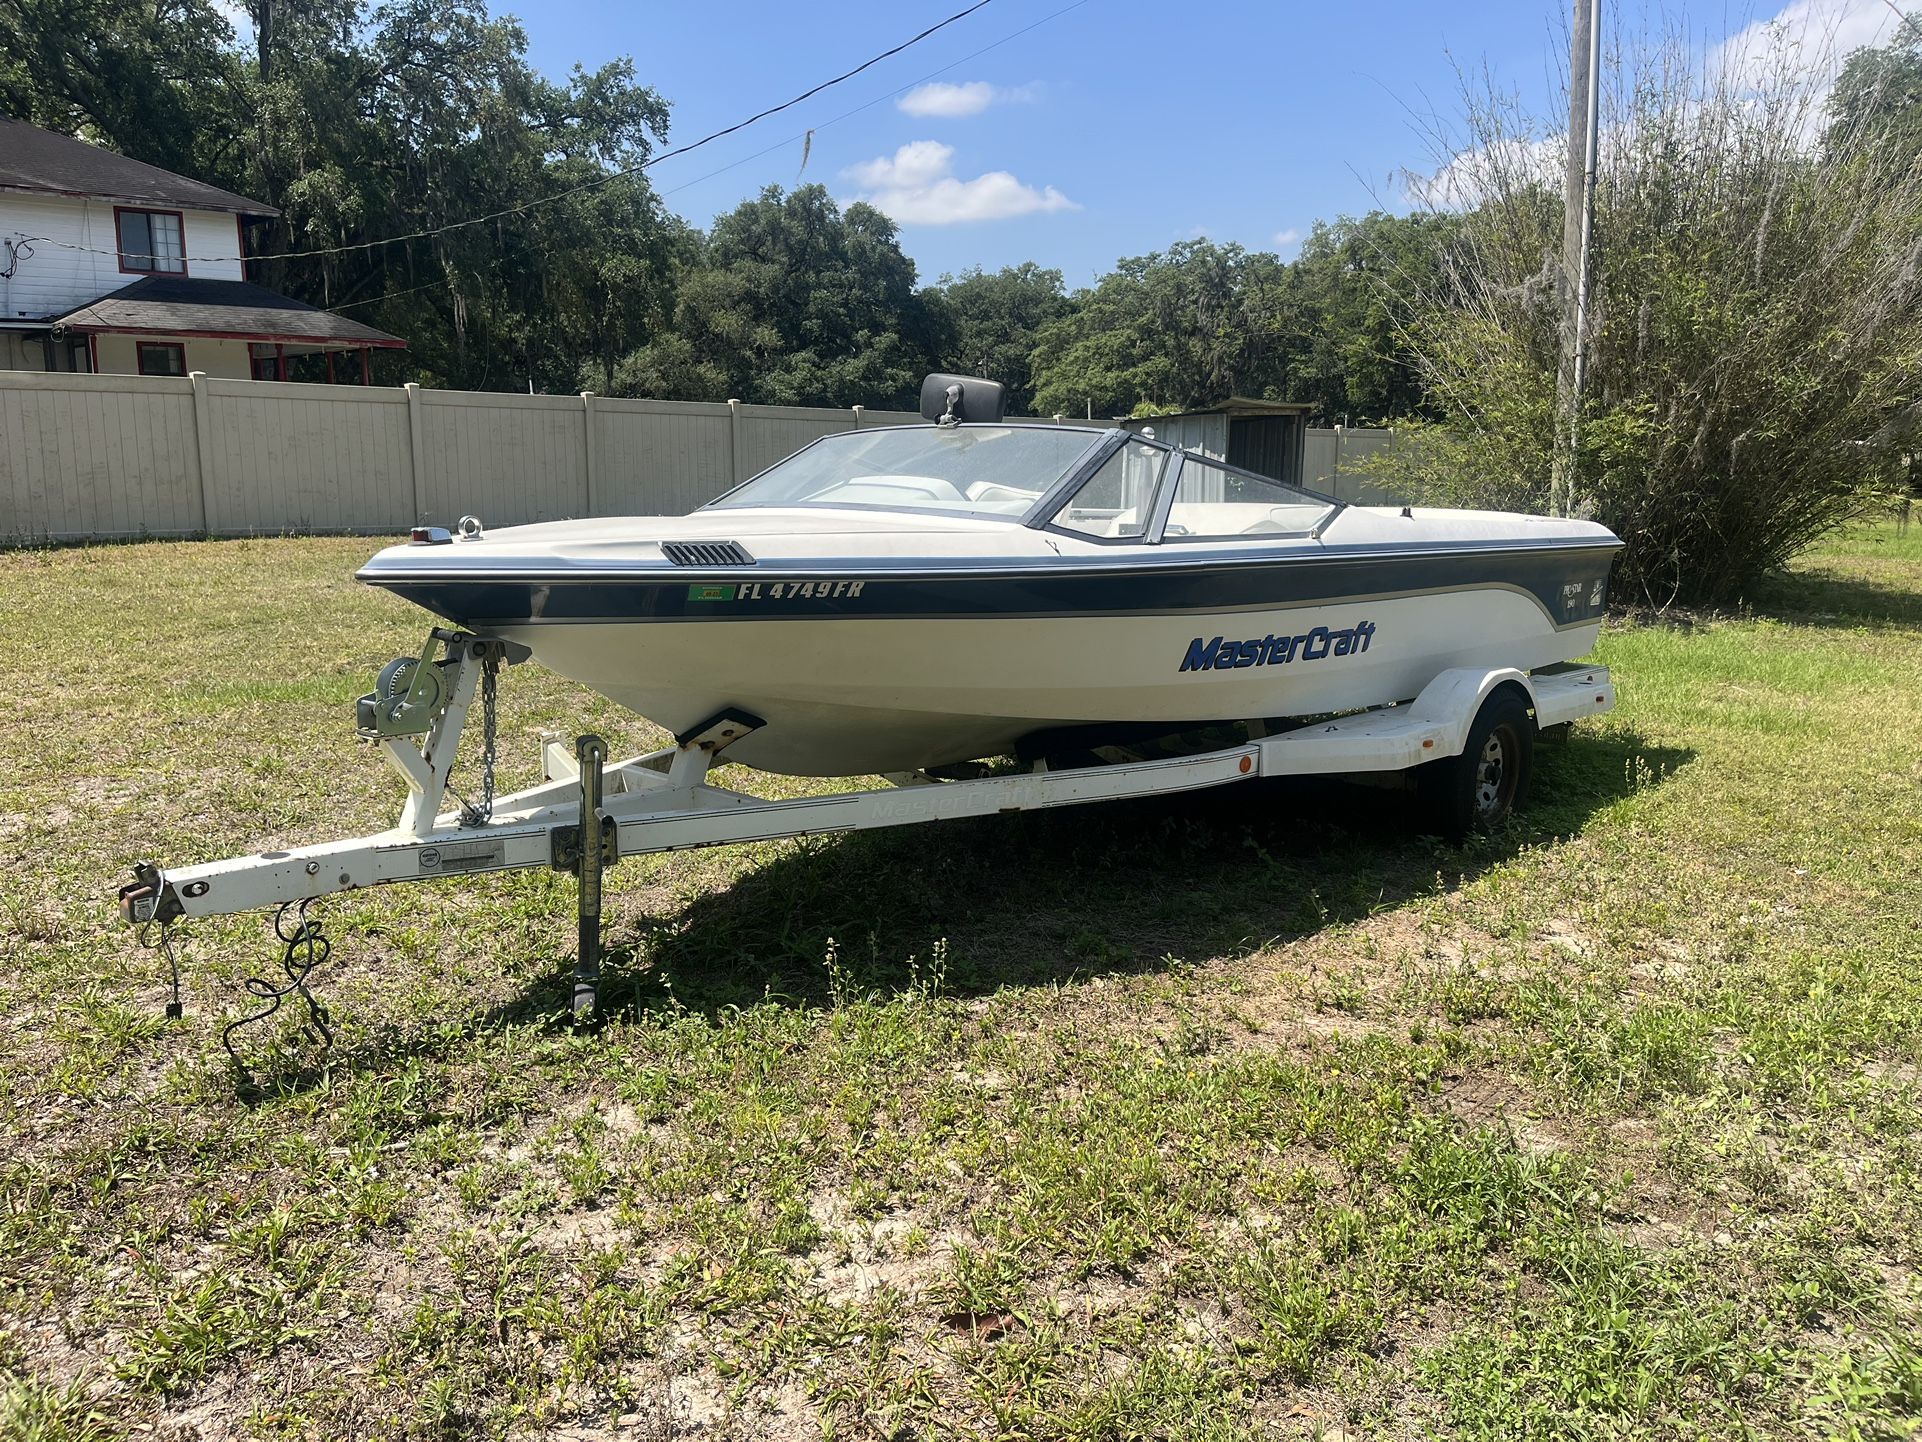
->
[1180,620,1377,672]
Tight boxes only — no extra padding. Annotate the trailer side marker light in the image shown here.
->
[1238,755,1252,773]
[1422,738,1435,749]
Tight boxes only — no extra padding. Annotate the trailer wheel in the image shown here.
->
[1417,689,1534,842]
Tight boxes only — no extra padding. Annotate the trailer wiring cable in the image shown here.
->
[136,916,185,1021]
[12,0,1003,271]
[220,898,335,1077]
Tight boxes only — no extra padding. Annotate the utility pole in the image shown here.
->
[1553,0,1602,517]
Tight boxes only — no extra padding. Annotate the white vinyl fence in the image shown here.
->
[0,371,1402,543]
[0,372,936,544]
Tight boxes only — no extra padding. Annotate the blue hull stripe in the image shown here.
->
[366,545,1619,631]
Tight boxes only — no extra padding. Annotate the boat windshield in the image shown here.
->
[705,425,1101,520]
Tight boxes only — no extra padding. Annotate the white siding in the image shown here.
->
[0,194,245,325]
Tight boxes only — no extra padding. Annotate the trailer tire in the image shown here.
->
[1417,688,1534,842]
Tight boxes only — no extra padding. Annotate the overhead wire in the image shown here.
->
[323,0,1091,316]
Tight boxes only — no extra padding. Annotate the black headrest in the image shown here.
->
[919,373,1008,425]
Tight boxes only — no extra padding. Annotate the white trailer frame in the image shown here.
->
[118,630,1614,1028]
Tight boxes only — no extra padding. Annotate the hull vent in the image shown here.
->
[661,539,755,567]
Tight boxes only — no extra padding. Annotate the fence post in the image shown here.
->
[581,391,598,515]
[727,398,743,485]
[405,382,425,523]
[851,404,864,430]
[187,371,215,535]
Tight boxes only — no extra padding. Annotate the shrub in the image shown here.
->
[1388,19,1922,605]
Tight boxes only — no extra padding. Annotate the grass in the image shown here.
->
[1,522,1919,1439]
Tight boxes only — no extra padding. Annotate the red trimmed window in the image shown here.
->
[117,208,187,274]
[136,342,187,377]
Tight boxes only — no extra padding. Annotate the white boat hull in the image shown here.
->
[498,586,1599,775]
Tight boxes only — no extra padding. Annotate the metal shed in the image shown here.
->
[1120,398,1317,488]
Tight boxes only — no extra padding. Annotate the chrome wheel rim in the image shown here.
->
[1474,725,1519,821]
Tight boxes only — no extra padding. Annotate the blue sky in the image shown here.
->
[516,0,1907,289]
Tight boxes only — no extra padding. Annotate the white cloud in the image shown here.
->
[899,81,995,118]
[1273,227,1302,246]
[1407,133,1565,210]
[896,80,1038,118]
[1711,0,1902,90]
[843,141,1078,226]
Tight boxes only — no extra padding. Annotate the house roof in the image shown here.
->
[0,117,277,216]
[56,277,405,348]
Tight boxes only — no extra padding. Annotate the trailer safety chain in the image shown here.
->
[449,643,502,829]
[221,898,335,1076]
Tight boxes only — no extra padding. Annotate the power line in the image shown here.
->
[650,0,1091,208]
[16,0,999,268]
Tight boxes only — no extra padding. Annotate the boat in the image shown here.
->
[357,375,1622,777]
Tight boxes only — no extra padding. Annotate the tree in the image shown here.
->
[1286,211,1461,423]
[0,0,243,178]
[925,263,1070,415]
[605,185,941,409]
[1827,14,1922,159]
[2,0,679,392]
[1030,240,1301,418]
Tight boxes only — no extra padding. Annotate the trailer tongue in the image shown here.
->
[119,625,1614,1069]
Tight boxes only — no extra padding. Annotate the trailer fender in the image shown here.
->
[1400,667,1538,761]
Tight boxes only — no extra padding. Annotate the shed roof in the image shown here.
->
[56,277,404,348]
[1135,396,1318,419]
[0,117,277,215]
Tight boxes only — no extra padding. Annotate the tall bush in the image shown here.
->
[1392,21,1922,605]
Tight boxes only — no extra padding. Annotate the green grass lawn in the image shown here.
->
[2,524,1919,1440]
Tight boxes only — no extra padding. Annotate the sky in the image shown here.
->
[511,0,1911,289]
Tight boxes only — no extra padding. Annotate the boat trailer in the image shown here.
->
[118,627,1615,1067]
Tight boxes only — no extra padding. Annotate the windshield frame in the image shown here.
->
[1150,450,1346,544]
[698,422,1117,525]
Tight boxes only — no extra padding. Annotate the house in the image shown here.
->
[1121,398,1318,489]
[0,116,403,381]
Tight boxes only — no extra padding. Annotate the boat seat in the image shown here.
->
[1241,505,1334,535]
[832,476,968,504]
[966,481,1041,505]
